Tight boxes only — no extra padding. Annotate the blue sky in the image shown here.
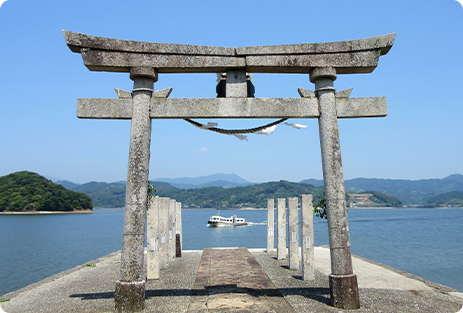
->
[0,0,462,184]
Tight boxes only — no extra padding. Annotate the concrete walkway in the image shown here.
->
[1,247,462,313]
[188,248,294,312]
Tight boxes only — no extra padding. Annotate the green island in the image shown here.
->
[0,171,93,213]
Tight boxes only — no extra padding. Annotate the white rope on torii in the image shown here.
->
[184,118,307,141]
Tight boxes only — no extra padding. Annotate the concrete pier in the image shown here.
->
[277,198,286,260]
[288,197,299,270]
[2,247,462,313]
[267,199,275,252]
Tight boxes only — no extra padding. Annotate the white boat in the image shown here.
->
[208,214,248,227]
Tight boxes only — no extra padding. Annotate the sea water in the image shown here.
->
[0,208,462,296]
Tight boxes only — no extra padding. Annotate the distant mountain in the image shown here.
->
[153,173,254,189]
[58,176,405,209]
[0,171,92,212]
[56,180,80,190]
[53,173,463,207]
[155,180,325,208]
[302,174,463,205]
[299,178,324,187]
[70,181,127,208]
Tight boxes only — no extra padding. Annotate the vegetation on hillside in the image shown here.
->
[0,171,93,212]
[422,191,463,207]
[73,182,126,208]
[365,191,403,207]
[339,174,463,205]
[156,180,325,208]
[61,178,405,209]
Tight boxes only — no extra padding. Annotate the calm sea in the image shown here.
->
[0,208,462,296]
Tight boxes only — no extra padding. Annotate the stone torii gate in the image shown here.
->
[63,30,395,312]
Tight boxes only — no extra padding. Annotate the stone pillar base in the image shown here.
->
[329,274,360,310]
[115,280,145,312]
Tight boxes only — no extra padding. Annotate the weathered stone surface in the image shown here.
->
[225,70,247,97]
[300,194,314,281]
[312,68,358,308]
[115,88,132,99]
[64,31,395,74]
[146,196,159,280]
[336,97,387,118]
[80,50,245,73]
[77,96,387,119]
[297,88,315,98]
[116,74,153,311]
[329,274,360,309]
[168,199,176,262]
[158,197,169,270]
[288,197,299,270]
[245,50,381,74]
[152,98,319,119]
[152,87,173,98]
[77,98,133,119]
[267,199,275,253]
[114,280,145,312]
[235,33,396,56]
[63,30,236,55]
[119,76,153,283]
[130,67,157,81]
[277,198,286,260]
[335,88,353,98]
[310,67,337,83]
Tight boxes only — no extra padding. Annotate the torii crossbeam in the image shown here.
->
[64,30,395,312]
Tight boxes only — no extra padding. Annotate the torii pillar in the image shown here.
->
[311,67,359,308]
[114,67,157,312]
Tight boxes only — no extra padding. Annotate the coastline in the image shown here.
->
[0,209,94,215]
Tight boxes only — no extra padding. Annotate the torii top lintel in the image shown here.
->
[63,30,395,75]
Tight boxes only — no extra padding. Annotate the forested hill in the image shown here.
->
[155,180,325,208]
[301,174,463,205]
[422,191,463,207]
[61,179,402,209]
[0,171,93,212]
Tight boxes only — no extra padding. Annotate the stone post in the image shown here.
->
[267,199,275,253]
[147,196,160,280]
[310,67,360,309]
[115,67,157,313]
[159,197,169,270]
[288,197,300,270]
[176,202,182,257]
[168,199,176,262]
[301,194,314,281]
[226,70,247,97]
[277,198,287,260]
